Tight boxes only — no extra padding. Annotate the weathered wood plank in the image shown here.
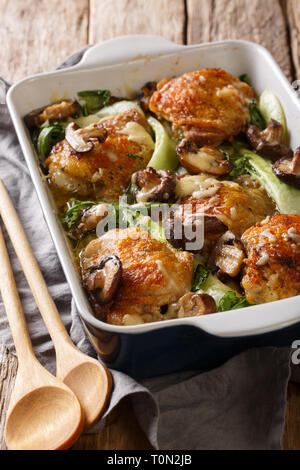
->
[89,0,185,45]
[286,0,300,79]
[1,335,298,451]
[283,381,300,450]
[0,344,17,450]
[0,342,152,450]
[186,0,292,80]
[0,0,89,82]
[72,398,152,450]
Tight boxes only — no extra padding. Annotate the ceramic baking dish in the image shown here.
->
[6,36,300,378]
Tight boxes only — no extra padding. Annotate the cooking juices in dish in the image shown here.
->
[25,69,300,326]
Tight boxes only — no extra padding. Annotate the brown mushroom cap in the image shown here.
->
[71,203,109,239]
[24,99,81,128]
[246,120,292,162]
[163,209,227,252]
[203,215,228,241]
[169,291,217,318]
[132,167,176,203]
[176,142,233,176]
[273,147,300,187]
[85,255,123,304]
[65,121,107,153]
[210,231,245,278]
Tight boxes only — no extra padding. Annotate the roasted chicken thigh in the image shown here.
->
[175,175,274,238]
[45,109,154,200]
[80,226,194,325]
[149,68,254,146]
[241,214,300,304]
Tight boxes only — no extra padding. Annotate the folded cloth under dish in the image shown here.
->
[0,48,293,450]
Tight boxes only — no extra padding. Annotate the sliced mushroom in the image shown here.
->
[65,122,107,153]
[210,231,245,278]
[85,255,122,305]
[203,215,228,241]
[138,81,157,112]
[176,142,233,176]
[166,292,217,318]
[246,119,292,161]
[24,99,81,128]
[71,203,109,239]
[163,209,227,252]
[273,147,300,187]
[131,167,176,203]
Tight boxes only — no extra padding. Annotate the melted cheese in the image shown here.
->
[287,227,300,243]
[123,314,144,325]
[105,150,118,162]
[155,260,182,295]
[121,122,154,149]
[185,150,220,173]
[135,188,155,203]
[256,251,270,266]
[175,175,221,199]
[260,229,277,242]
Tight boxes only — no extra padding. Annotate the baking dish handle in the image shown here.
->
[73,35,185,69]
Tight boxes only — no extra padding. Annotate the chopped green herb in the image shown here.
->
[192,264,210,292]
[239,74,252,86]
[230,155,249,177]
[77,89,111,114]
[222,148,249,178]
[249,100,266,130]
[125,182,135,204]
[218,291,250,312]
[37,122,65,160]
[127,153,143,160]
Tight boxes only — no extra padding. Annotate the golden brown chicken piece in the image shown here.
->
[149,69,254,145]
[175,175,275,238]
[80,226,194,325]
[241,214,300,304]
[45,109,154,200]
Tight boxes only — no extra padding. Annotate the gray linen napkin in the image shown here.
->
[0,48,292,450]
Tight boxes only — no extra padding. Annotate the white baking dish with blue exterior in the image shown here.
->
[6,36,300,377]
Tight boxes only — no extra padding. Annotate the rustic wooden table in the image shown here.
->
[1,0,300,450]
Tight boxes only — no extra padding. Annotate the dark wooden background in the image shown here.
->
[1,0,300,450]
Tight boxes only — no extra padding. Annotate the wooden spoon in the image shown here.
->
[0,224,84,450]
[0,180,112,429]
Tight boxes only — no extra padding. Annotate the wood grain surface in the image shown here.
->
[89,0,186,45]
[0,0,300,451]
[0,344,17,451]
[0,0,89,82]
[286,0,300,80]
[186,0,292,80]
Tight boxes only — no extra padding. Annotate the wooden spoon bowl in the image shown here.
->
[5,382,84,450]
[0,179,112,432]
[56,342,112,429]
[0,222,84,450]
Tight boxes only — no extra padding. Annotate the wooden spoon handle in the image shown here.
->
[0,180,71,346]
[0,224,35,362]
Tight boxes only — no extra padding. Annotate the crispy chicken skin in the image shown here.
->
[179,179,274,237]
[241,214,300,304]
[149,69,254,145]
[45,109,153,200]
[80,226,194,325]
